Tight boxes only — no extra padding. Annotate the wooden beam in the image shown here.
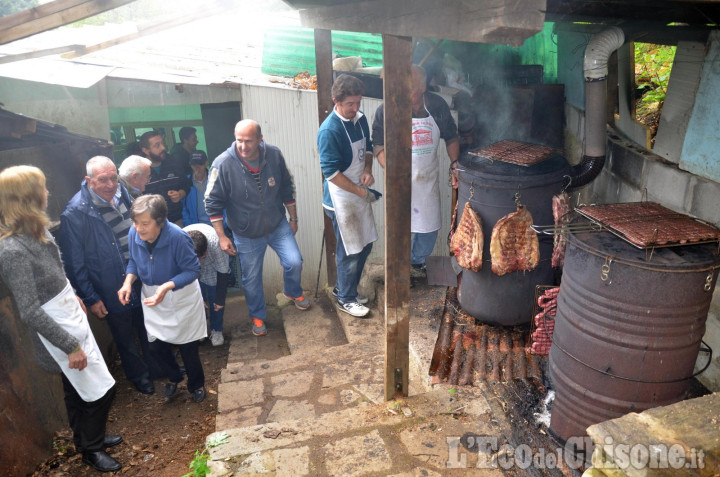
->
[382,33,413,401]
[0,116,37,139]
[61,3,228,59]
[314,28,338,287]
[0,44,82,64]
[0,0,138,45]
[300,0,545,47]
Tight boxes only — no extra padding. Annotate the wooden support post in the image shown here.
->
[314,28,338,287]
[382,34,413,401]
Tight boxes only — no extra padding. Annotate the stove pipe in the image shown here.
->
[571,26,625,189]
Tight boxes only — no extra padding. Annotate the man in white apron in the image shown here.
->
[372,65,459,276]
[319,74,381,318]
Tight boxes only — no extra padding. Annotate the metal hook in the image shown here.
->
[514,191,521,206]
[705,272,714,292]
[469,182,475,200]
[561,175,572,193]
[600,256,613,283]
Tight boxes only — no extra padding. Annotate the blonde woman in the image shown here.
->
[0,165,121,473]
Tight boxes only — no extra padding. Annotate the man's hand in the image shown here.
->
[219,235,236,256]
[360,171,374,187]
[90,300,108,318]
[167,189,184,203]
[68,348,88,371]
[289,221,298,235]
[451,167,459,189]
[213,303,225,312]
[76,295,87,315]
[361,185,379,203]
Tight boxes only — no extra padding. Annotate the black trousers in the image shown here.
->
[62,374,115,453]
[148,339,204,392]
[105,307,162,384]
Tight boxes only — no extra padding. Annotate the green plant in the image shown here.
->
[183,449,210,477]
[183,432,228,477]
[634,43,676,117]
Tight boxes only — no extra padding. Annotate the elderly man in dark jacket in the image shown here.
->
[205,119,309,337]
[59,156,158,395]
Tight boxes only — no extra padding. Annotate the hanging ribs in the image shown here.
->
[490,204,539,276]
[450,202,483,271]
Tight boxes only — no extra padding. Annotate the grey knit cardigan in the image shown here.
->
[0,232,80,373]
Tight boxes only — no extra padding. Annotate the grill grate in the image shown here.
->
[468,139,559,167]
[576,202,720,249]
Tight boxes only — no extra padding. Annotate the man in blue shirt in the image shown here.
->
[318,74,380,318]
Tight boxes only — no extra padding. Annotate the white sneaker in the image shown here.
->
[337,300,370,318]
[209,330,224,346]
[332,287,369,305]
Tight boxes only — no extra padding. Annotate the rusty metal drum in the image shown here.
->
[549,229,720,442]
[456,153,570,326]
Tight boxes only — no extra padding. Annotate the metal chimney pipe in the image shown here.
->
[571,26,625,189]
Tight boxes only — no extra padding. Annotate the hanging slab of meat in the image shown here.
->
[551,192,570,268]
[490,204,540,276]
[450,202,483,271]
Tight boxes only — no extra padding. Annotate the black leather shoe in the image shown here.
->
[163,381,178,398]
[192,387,206,403]
[135,378,155,395]
[104,434,123,449]
[82,450,122,472]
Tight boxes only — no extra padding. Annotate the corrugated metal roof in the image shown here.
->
[262,27,383,77]
[0,2,303,88]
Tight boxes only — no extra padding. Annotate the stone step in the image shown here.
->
[207,385,496,477]
[279,289,348,355]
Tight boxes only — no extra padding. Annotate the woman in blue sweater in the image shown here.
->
[118,194,207,403]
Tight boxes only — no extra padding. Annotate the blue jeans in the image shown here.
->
[325,209,373,304]
[233,220,303,321]
[200,282,224,331]
[411,230,439,266]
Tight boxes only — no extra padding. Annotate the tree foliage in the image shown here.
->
[634,43,676,117]
[0,0,39,18]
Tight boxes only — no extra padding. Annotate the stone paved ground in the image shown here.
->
[207,283,576,476]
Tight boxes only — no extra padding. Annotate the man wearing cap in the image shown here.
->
[182,150,212,226]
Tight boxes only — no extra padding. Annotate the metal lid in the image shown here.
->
[568,229,720,271]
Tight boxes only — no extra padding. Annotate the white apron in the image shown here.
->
[327,111,378,255]
[38,280,115,402]
[410,103,442,233]
[141,280,206,345]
